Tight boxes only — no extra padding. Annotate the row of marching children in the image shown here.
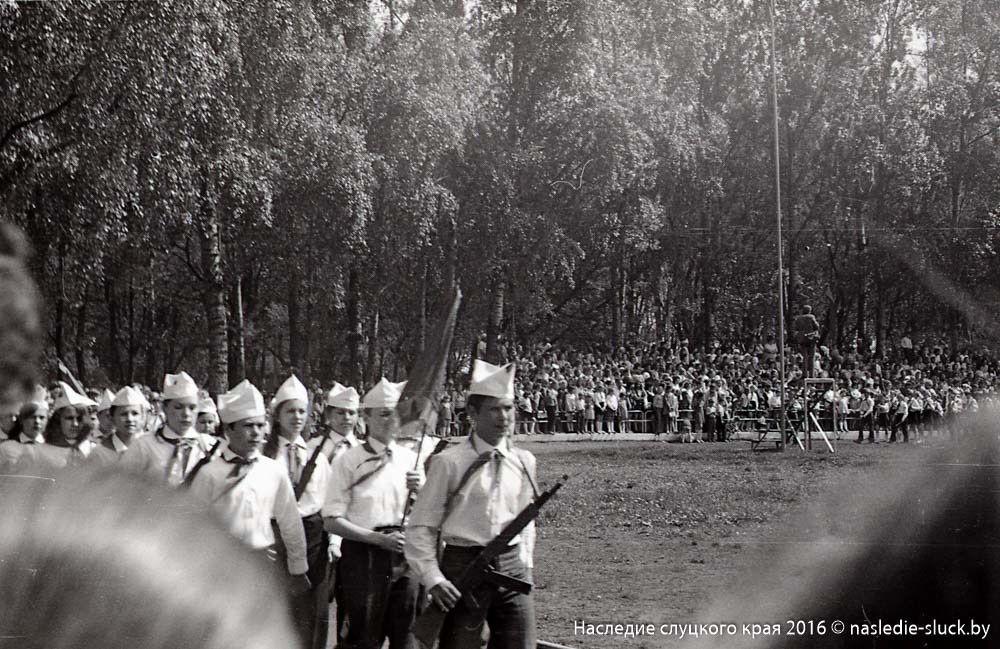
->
[0,361,539,649]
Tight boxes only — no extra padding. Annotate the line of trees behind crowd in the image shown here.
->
[1,0,998,394]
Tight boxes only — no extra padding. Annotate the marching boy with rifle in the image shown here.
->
[323,377,425,649]
[405,360,542,649]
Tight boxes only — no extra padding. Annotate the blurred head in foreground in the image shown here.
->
[0,468,298,649]
[0,223,41,409]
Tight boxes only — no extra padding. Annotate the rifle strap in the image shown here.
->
[440,439,539,532]
[181,439,222,489]
[440,451,493,530]
[508,442,540,500]
[294,432,328,501]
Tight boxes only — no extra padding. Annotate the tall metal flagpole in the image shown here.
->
[767,0,788,451]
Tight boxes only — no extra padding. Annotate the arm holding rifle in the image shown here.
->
[406,362,546,649]
[406,449,563,649]
[405,447,462,606]
[408,449,543,602]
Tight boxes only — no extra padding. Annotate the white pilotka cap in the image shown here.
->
[198,396,218,415]
[273,375,309,408]
[52,381,98,412]
[361,378,407,409]
[97,389,116,412]
[112,386,148,408]
[326,382,360,409]
[163,371,199,401]
[26,385,49,411]
[218,380,267,424]
[468,360,516,400]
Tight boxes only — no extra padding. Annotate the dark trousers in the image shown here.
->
[273,513,330,649]
[337,536,419,649]
[889,415,908,442]
[803,341,817,377]
[545,407,558,433]
[857,414,875,442]
[437,544,535,649]
[704,414,717,442]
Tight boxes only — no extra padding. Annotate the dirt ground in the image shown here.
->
[321,434,976,649]
[527,437,963,649]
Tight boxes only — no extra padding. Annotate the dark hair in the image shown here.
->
[43,406,81,447]
[465,394,490,413]
[264,399,310,459]
[7,400,46,440]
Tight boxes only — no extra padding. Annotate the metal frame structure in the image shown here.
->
[803,377,836,452]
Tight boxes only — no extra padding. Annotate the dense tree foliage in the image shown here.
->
[2,0,997,391]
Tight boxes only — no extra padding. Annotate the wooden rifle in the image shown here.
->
[410,475,568,649]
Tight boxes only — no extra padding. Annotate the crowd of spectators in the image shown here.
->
[442,334,999,443]
[9,335,996,448]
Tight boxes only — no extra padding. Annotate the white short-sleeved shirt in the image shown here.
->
[406,434,537,589]
[323,437,418,530]
[189,444,308,575]
[275,435,331,517]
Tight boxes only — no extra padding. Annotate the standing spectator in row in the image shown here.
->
[889,390,910,443]
[692,391,705,442]
[543,381,559,434]
[438,393,454,436]
[704,388,719,442]
[516,389,534,434]
[835,389,850,440]
[665,385,679,435]
[593,383,607,433]
[607,384,620,433]
[876,391,892,436]
[652,386,665,435]
[855,389,876,444]
[564,387,578,433]
[617,386,630,433]
[577,386,588,431]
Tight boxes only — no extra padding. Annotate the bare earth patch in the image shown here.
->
[528,438,950,648]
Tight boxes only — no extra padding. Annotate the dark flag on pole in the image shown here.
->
[396,287,462,440]
[57,358,86,396]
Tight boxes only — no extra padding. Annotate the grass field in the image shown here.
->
[527,437,962,649]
